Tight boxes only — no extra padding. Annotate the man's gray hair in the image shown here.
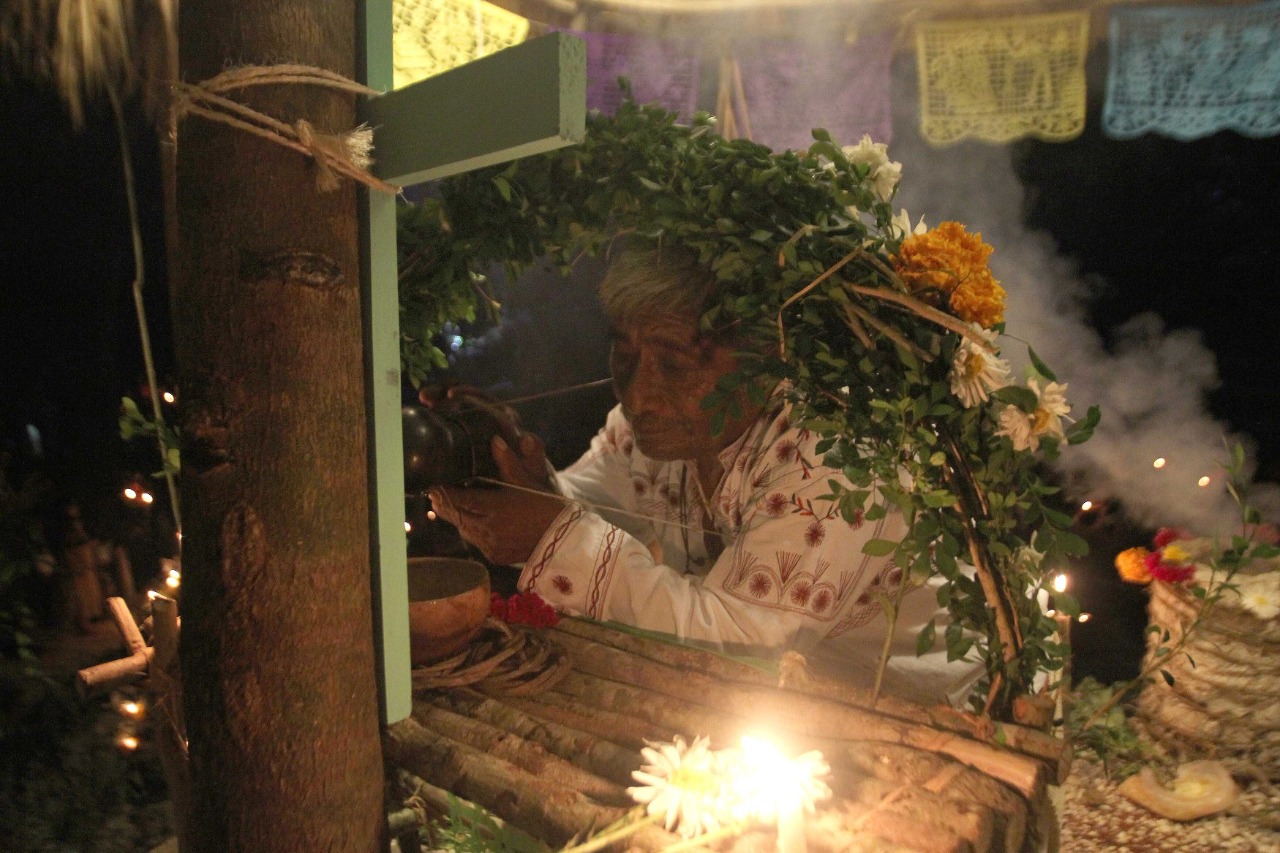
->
[598,243,720,332]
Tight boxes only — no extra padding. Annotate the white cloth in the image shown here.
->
[518,398,984,705]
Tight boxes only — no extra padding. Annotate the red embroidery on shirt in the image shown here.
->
[747,572,774,598]
[552,575,574,595]
[804,519,826,547]
[586,525,622,619]
[524,506,584,591]
[774,439,799,463]
[763,492,788,517]
[788,580,812,606]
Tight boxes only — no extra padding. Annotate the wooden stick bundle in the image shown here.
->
[554,619,1071,783]
[549,632,1046,802]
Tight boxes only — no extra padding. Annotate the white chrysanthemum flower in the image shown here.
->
[841,135,902,201]
[1234,573,1280,619]
[628,736,730,838]
[996,379,1071,451]
[949,325,1010,408]
[890,208,928,240]
[997,406,1036,451]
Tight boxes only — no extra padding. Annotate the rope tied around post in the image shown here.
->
[172,63,399,194]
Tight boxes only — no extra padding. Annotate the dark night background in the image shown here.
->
[3,41,1278,687]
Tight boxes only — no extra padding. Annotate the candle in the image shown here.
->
[776,796,806,853]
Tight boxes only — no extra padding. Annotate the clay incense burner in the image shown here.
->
[402,384,523,491]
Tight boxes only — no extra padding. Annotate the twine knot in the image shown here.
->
[173,64,398,194]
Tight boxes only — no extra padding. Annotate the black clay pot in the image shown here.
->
[402,392,521,491]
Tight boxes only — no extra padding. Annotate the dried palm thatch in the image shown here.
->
[0,0,175,126]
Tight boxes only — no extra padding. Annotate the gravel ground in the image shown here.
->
[1058,758,1280,851]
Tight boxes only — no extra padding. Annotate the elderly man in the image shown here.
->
[430,244,979,705]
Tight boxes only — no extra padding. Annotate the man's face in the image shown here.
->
[609,316,751,462]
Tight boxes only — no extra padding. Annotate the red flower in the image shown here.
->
[1143,551,1195,584]
[492,591,559,628]
[1152,527,1192,549]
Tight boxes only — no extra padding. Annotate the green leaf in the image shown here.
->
[915,619,937,656]
[992,385,1038,413]
[1028,347,1057,382]
[861,538,899,557]
[1066,405,1101,445]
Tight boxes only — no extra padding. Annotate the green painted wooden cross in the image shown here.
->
[358,3,586,723]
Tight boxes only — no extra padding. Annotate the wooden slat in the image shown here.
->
[367,32,586,186]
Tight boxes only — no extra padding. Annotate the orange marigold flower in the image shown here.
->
[1115,547,1153,584]
[893,221,1006,328]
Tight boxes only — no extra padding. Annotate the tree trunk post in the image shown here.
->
[170,2,386,849]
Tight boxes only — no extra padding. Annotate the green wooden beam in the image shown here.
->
[358,0,412,726]
[358,16,585,725]
[368,32,586,186]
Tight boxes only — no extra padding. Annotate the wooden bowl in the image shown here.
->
[407,557,490,665]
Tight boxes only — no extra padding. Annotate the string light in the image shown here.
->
[141,492,154,504]
[404,521,412,533]
[124,487,137,500]
[1080,500,1093,512]
[165,573,180,589]
[426,510,437,521]
[1198,476,1211,487]
[118,735,139,751]
[122,700,142,716]
[1053,573,1068,594]
[1078,613,1092,623]
[1153,457,1167,469]
[162,391,175,404]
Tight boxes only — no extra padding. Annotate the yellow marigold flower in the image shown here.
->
[1115,547,1153,584]
[893,221,1006,328]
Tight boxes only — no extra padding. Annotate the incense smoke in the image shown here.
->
[886,67,1279,537]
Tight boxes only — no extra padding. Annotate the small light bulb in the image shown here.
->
[1153,457,1166,469]
[147,590,159,600]
[167,569,180,580]
[122,701,141,716]
[119,735,139,750]
[162,391,175,404]
[1198,476,1211,487]
[141,492,154,504]
[165,575,180,589]
[404,521,412,533]
[124,487,137,499]
[1053,574,1068,594]
[426,510,437,521]
[1080,500,1093,512]
[1078,613,1092,623]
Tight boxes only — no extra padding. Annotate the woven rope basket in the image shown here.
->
[1134,580,1280,780]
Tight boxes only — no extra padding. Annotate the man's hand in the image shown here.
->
[428,433,564,565]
